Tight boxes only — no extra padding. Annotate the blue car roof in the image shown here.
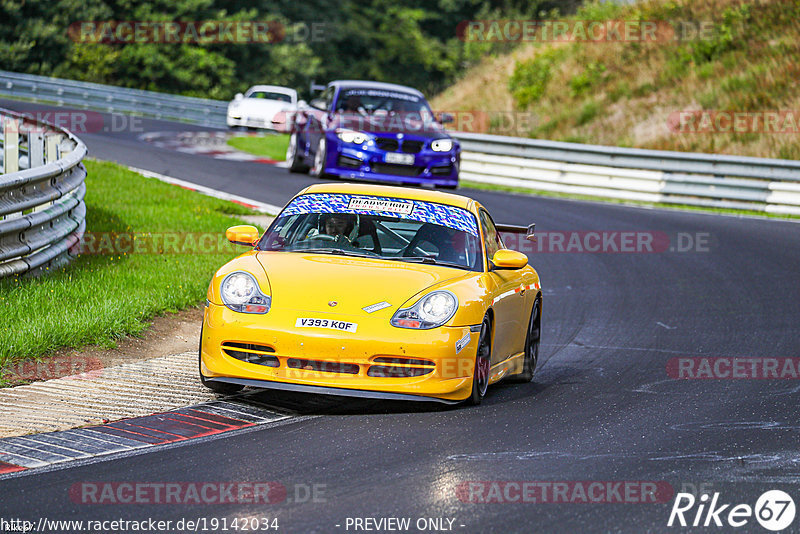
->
[328,80,424,98]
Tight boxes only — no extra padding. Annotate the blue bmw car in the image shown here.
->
[286,80,459,189]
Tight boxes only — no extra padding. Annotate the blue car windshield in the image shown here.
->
[259,194,483,271]
[335,88,434,121]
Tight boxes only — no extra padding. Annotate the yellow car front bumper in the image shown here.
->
[200,303,479,403]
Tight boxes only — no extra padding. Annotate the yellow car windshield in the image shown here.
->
[259,194,483,271]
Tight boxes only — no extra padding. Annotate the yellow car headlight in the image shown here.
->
[391,290,458,329]
[221,271,271,314]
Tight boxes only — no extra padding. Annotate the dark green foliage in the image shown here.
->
[0,0,567,99]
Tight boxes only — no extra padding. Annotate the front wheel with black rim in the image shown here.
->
[310,138,327,178]
[198,326,243,394]
[286,132,309,173]
[511,296,541,383]
[466,315,492,405]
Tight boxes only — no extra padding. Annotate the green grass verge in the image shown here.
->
[227,134,290,161]
[459,180,800,220]
[0,159,256,381]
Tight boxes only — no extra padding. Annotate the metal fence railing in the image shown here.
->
[454,133,800,215]
[0,107,87,278]
[0,70,228,128]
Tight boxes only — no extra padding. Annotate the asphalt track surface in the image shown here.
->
[2,99,800,533]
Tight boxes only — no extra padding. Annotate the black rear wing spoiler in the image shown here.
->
[496,223,536,241]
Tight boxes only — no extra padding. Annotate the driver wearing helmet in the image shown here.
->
[323,213,355,238]
[341,94,368,117]
[303,213,357,244]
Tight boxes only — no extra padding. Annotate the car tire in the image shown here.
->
[466,315,492,405]
[510,295,540,383]
[310,138,327,178]
[286,132,309,173]
[198,325,244,395]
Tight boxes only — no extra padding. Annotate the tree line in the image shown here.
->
[0,0,579,100]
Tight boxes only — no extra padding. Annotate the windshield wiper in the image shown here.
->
[389,256,436,264]
[382,256,471,270]
[291,248,374,258]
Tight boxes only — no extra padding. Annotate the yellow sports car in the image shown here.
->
[199,183,541,404]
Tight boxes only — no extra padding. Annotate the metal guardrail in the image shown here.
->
[0,107,87,278]
[455,133,800,215]
[0,70,228,128]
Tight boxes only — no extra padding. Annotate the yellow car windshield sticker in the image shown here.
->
[281,193,478,236]
[347,197,413,215]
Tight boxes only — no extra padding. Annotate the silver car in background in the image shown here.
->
[227,85,298,132]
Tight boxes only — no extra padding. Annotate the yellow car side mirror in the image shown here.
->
[492,249,528,270]
[226,225,260,246]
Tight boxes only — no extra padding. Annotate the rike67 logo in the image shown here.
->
[668,490,796,531]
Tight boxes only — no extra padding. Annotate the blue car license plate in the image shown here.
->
[384,152,414,165]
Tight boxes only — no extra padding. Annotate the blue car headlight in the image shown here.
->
[220,271,271,314]
[391,290,458,329]
[336,128,369,144]
[431,138,453,152]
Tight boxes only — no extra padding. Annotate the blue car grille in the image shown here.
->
[375,138,399,151]
[400,140,425,153]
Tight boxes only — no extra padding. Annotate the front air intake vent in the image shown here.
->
[367,366,433,378]
[222,342,279,367]
[367,356,436,377]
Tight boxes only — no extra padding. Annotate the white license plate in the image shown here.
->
[384,152,414,165]
[295,318,358,333]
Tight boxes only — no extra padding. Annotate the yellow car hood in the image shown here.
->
[255,251,467,315]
